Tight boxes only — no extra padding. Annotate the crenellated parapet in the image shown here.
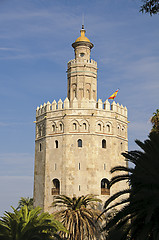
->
[67,58,97,69]
[36,98,127,118]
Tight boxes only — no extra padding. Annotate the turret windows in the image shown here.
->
[101,178,110,195]
[80,53,85,57]
[52,179,60,195]
[78,139,82,148]
[102,139,106,149]
[55,140,58,148]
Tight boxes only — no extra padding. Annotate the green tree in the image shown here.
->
[17,197,33,211]
[52,194,102,240]
[151,109,159,133]
[101,132,159,240]
[0,205,66,240]
[140,0,159,15]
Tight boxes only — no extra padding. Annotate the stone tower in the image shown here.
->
[33,26,128,213]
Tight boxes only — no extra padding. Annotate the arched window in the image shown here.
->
[101,178,110,195]
[52,124,55,132]
[83,123,87,130]
[102,139,106,148]
[72,84,77,99]
[52,179,60,195]
[59,123,63,131]
[106,124,110,132]
[78,139,82,148]
[86,89,90,99]
[98,123,101,131]
[55,140,58,148]
[73,123,77,130]
[117,125,120,135]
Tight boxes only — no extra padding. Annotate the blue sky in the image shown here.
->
[0,0,158,215]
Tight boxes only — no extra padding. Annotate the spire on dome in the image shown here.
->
[72,26,94,49]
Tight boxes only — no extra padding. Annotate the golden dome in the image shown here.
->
[75,27,90,43]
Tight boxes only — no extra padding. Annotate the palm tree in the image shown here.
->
[0,205,66,240]
[101,132,159,240]
[52,194,103,240]
[151,109,159,133]
[17,197,33,210]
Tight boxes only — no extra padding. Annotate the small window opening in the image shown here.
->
[78,139,82,148]
[80,53,85,57]
[98,123,101,131]
[83,123,87,130]
[73,123,77,130]
[106,124,110,132]
[102,139,106,148]
[39,143,42,152]
[52,125,55,132]
[55,163,57,170]
[55,140,58,148]
[79,185,81,191]
[59,123,62,131]
[104,163,106,170]
[79,163,80,170]
[121,142,123,151]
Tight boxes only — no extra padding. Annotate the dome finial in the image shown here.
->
[82,24,84,30]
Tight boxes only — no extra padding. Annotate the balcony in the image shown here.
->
[51,188,60,195]
[101,188,110,195]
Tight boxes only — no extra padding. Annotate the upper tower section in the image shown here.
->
[67,25,97,103]
[72,25,93,61]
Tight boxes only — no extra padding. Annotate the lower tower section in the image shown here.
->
[33,99,128,212]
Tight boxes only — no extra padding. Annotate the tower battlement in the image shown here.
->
[68,58,97,68]
[36,98,127,118]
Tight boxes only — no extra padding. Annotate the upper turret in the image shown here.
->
[72,25,93,62]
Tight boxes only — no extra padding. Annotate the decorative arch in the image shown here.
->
[105,122,112,133]
[121,126,125,136]
[101,178,110,195]
[72,84,77,99]
[117,124,121,135]
[57,121,64,133]
[38,125,42,138]
[42,124,45,136]
[96,121,104,132]
[71,119,79,132]
[86,83,91,100]
[80,119,89,132]
[52,178,60,195]
[52,122,57,133]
